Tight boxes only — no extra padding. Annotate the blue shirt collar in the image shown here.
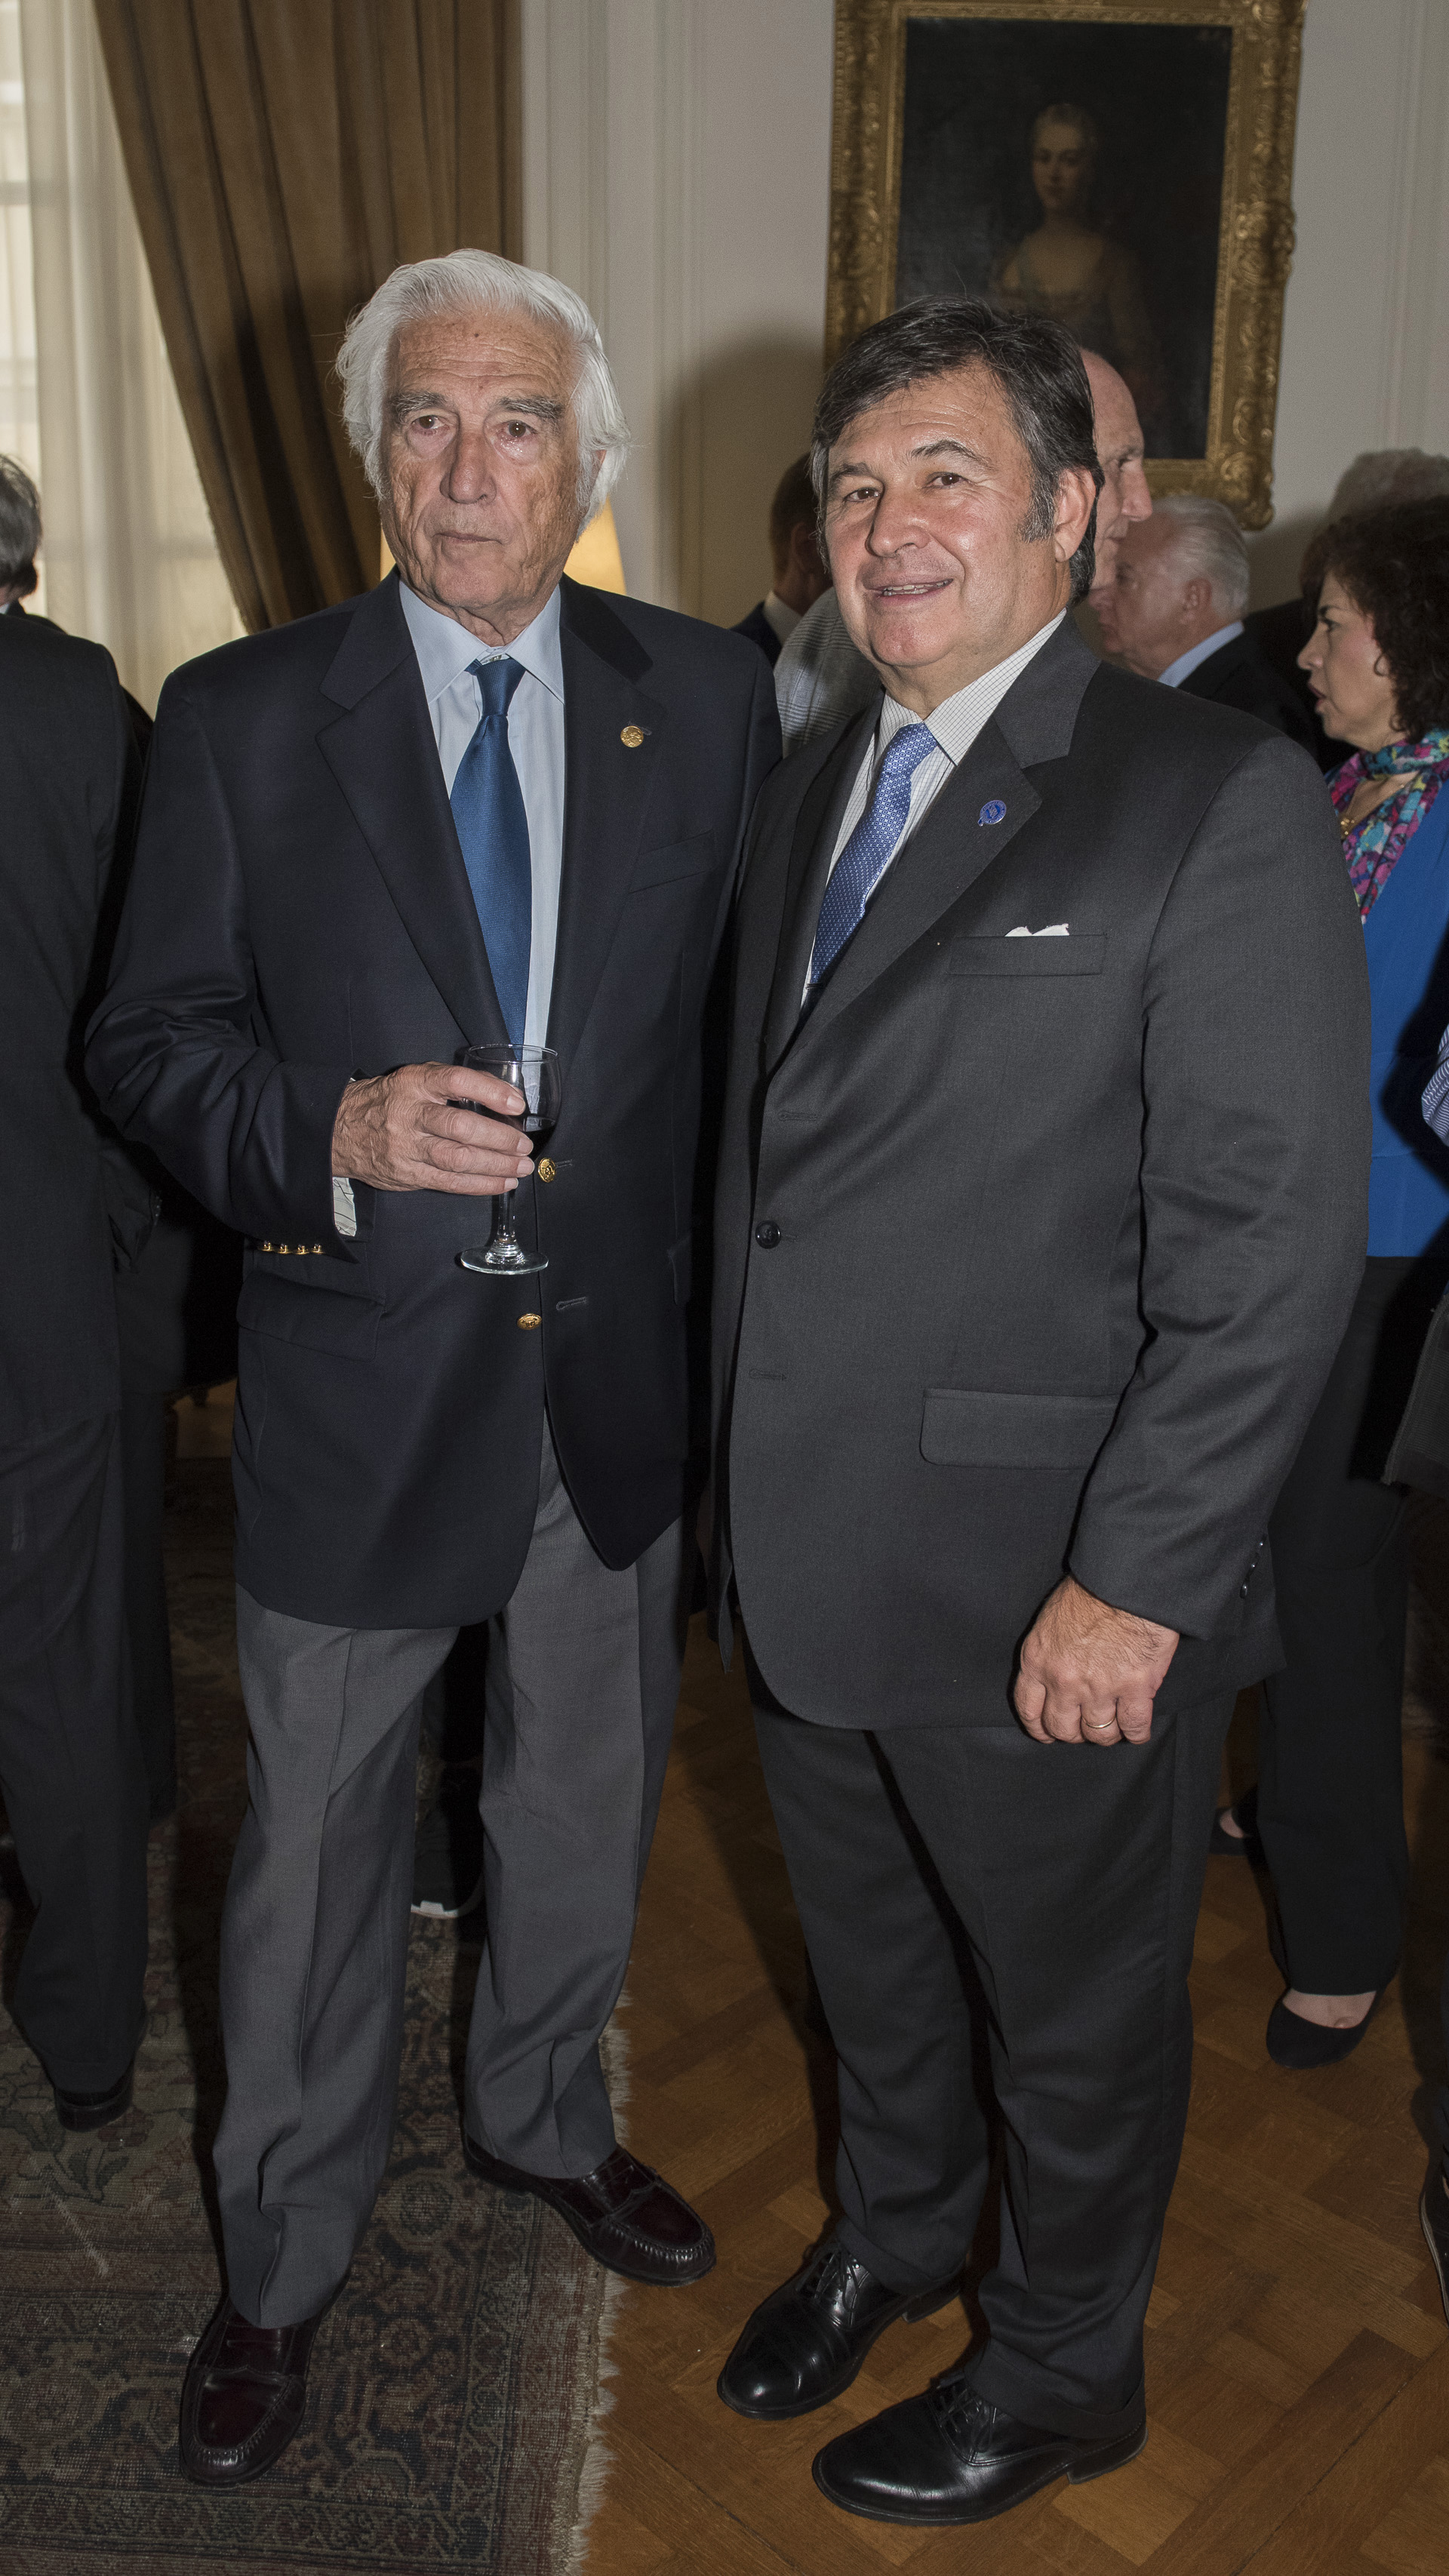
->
[1158,621,1244,691]
[398,576,565,706]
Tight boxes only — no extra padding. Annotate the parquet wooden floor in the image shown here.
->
[581,1620,1449,2576]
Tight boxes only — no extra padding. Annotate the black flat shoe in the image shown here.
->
[464,2135,714,2285]
[813,2374,1146,2526]
[54,2058,135,2132]
[1266,1988,1383,2069]
[1208,1787,1262,1859]
[718,2236,959,2421]
[1420,2173,1449,2327]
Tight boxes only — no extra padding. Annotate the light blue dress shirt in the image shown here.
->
[398,578,566,1050]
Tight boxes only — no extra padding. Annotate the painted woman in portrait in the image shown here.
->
[992,102,1164,439]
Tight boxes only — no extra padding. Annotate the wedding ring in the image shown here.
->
[1084,1719,1115,1734]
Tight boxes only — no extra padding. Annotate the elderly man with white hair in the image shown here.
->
[1097,494,1318,752]
[88,249,778,2485]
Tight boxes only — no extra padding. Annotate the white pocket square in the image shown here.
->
[1005,923,1069,937]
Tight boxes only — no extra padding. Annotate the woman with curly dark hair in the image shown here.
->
[1213,497,1449,2069]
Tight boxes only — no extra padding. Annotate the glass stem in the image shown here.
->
[491,1177,521,1252]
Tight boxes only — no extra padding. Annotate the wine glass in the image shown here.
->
[457,1045,561,1277]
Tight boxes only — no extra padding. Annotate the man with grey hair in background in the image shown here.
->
[1098,494,1319,752]
[88,248,777,2485]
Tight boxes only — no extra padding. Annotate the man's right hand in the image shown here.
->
[331,1062,534,1196]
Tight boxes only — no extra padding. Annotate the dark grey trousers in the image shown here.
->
[752,1688,1232,2439]
[0,1412,149,2090]
[214,1425,689,2326]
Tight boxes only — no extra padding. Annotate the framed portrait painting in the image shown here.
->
[826,0,1306,525]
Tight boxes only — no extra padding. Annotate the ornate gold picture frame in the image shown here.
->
[826,0,1306,526]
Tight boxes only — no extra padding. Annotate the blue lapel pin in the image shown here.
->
[978,799,1007,827]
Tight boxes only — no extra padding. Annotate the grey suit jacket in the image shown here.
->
[710,618,1372,1726]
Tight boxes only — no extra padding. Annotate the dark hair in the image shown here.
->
[810,297,1103,602]
[0,453,41,596]
[1301,497,1449,740]
[768,454,819,575]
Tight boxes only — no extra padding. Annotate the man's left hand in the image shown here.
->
[1014,1576,1179,1747]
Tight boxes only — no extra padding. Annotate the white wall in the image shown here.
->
[522,0,1449,623]
[1247,0,1449,605]
[521,0,833,621]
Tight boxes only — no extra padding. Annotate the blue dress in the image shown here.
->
[1360,785,1449,1255]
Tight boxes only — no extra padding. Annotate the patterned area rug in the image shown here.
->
[0,1456,615,2574]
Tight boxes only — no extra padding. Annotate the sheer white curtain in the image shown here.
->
[2,0,239,706]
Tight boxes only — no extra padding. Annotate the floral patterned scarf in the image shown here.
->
[1332,728,1449,919]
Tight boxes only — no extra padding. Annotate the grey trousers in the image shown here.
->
[214,1425,689,2325]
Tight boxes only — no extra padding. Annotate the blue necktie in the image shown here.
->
[450,657,532,1045]
[808,721,937,991]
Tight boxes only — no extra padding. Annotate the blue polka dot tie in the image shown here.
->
[808,721,937,993]
[450,657,532,1045]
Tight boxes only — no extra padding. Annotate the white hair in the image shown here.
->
[1152,494,1250,620]
[336,248,630,529]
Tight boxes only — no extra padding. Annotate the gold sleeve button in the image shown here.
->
[537,1159,555,1183]
[518,1313,543,1331]
[312,1242,323,1254]
[261,1241,274,1252]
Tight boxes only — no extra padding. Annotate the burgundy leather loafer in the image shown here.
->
[179,2292,328,2485]
[464,2134,715,2285]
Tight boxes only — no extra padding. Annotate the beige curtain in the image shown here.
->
[94,1,521,632]
[12,0,239,700]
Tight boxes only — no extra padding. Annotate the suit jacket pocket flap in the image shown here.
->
[238,1271,383,1362]
[921,1386,1118,1468]
[629,831,715,891]
[945,935,1106,977]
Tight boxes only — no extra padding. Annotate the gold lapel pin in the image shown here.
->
[620,724,646,748]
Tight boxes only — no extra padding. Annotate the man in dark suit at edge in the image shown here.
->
[88,250,778,2488]
[734,454,831,667]
[0,603,150,2139]
[708,301,1370,2530]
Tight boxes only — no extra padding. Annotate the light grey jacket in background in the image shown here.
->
[711,617,1371,1727]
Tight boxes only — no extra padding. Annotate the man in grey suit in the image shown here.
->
[709,300,1370,2530]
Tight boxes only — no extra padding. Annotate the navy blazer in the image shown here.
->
[88,572,779,1625]
[733,601,783,668]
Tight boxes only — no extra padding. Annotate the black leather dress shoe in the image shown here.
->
[464,2135,714,2285]
[718,2236,959,2420]
[179,2292,328,2485]
[1266,1988,1383,2069]
[1420,2170,1449,2326]
[813,2373,1146,2525]
[54,2059,134,2132]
